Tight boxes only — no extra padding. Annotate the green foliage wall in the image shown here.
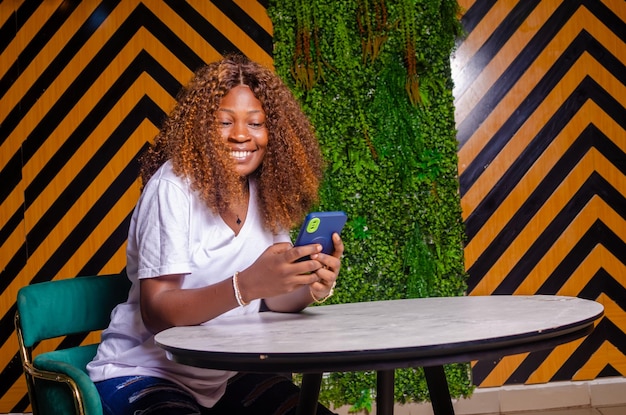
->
[269,0,473,409]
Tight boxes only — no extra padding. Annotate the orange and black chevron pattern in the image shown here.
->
[0,1,272,411]
[454,0,626,386]
[1,0,625,411]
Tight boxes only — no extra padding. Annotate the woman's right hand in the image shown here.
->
[235,242,324,303]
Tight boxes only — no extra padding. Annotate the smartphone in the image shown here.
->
[294,211,347,256]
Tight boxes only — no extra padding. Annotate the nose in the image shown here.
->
[230,122,249,142]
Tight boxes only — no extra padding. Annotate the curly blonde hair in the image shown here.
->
[140,54,323,233]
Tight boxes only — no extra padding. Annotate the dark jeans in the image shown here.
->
[95,373,335,415]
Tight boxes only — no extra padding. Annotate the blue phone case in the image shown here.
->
[294,211,347,255]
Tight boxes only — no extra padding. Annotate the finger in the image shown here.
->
[331,233,344,258]
[313,266,337,286]
[289,243,322,263]
[314,253,341,274]
[310,277,334,292]
[288,255,325,277]
[294,272,322,286]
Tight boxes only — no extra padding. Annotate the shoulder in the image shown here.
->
[137,161,194,210]
[142,161,191,195]
[150,160,187,186]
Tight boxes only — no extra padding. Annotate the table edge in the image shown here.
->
[157,322,597,373]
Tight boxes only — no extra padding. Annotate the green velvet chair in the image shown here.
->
[15,272,131,415]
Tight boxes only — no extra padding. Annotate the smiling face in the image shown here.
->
[217,85,268,178]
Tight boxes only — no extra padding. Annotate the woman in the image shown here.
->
[87,54,343,415]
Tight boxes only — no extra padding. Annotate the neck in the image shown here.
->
[229,179,249,229]
[238,178,249,198]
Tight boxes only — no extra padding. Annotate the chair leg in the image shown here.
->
[297,373,322,415]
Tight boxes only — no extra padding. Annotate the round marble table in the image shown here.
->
[155,295,603,415]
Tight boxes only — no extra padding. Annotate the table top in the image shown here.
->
[155,295,603,373]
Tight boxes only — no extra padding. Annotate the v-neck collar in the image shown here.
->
[222,179,256,237]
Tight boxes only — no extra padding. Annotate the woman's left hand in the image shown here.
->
[309,232,344,301]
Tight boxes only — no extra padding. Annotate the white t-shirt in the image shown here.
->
[87,161,290,408]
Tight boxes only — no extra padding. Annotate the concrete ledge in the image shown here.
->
[332,377,626,414]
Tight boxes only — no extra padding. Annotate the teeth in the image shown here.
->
[231,151,251,159]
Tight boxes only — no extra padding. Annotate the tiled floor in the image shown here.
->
[5,403,626,415]
[7,379,626,415]
[331,377,626,415]
[331,404,626,414]
[498,405,626,415]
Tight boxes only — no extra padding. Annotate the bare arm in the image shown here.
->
[140,242,328,334]
[140,274,237,334]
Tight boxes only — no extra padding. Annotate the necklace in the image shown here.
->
[234,181,248,227]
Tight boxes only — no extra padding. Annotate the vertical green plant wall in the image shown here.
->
[269,0,473,409]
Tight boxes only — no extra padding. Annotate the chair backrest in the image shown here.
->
[16,272,131,415]
[17,273,131,347]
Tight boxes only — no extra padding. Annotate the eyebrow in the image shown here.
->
[217,108,263,114]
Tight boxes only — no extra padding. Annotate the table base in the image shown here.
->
[298,366,455,415]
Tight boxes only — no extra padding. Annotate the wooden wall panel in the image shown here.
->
[0,1,271,411]
[453,0,626,387]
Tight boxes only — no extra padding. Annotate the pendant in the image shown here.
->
[236,216,242,225]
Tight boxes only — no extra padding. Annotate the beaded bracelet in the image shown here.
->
[232,271,248,307]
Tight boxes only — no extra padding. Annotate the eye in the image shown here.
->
[248,118,266,128]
